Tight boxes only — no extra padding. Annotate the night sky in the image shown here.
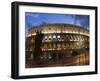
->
[25,12,89,37]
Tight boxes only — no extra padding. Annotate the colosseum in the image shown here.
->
[25,23,89,68]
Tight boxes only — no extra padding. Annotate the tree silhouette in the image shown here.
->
[33,31,44,63]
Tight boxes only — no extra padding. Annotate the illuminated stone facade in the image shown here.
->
[25,24,89,68]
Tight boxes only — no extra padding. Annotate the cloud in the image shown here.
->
[26,13,40,18]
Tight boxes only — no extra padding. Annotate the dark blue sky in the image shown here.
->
[25,12,89,36]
